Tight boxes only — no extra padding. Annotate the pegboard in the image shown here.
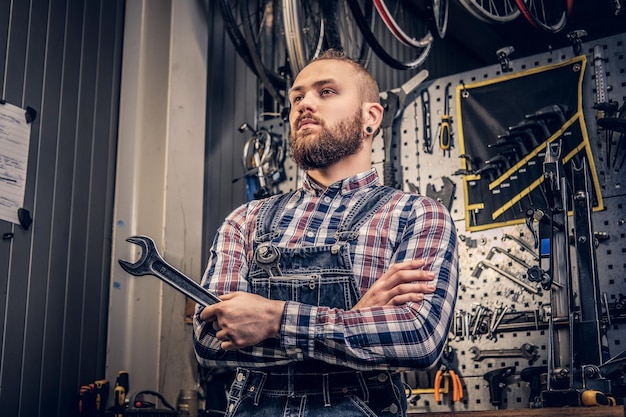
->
[256,32,626,413]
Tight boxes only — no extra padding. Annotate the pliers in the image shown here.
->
[434,344,464,403]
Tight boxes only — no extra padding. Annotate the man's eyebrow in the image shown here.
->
[289,79,339,95]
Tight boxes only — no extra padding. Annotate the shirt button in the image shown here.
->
[306,231,315,238]
[377,373,389,382]
[389,403,399,414]
[236,372,245,382]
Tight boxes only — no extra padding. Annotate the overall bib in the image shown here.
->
[223,187,408,417]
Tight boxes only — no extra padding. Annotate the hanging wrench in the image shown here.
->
[470,343,539,362]
[473,260,540,294]
[118,235,221,306]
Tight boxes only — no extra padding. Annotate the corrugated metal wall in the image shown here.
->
[202,0,261,243]
[0,1,125,416]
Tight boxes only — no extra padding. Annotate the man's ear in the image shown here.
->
[363,101,384,131]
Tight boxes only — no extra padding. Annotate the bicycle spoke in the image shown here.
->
[282,0,325,75]
[348,0,433,70]
[515,0,568,33]
[457,0,520,24]
[325,0,373,66]
[429,0,450,39]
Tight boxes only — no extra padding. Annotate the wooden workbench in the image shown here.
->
[408,406,624,416]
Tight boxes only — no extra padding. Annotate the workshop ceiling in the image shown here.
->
[445,1,626,67]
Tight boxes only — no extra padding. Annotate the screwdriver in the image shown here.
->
[439,82,453,156]
[94,379,109,416]
[113,371,129,417]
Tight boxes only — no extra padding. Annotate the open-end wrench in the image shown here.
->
[118,235,220,306]
[469,343,538,362]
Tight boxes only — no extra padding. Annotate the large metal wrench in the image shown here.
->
[469,343,539,362]
[118,235,220,306]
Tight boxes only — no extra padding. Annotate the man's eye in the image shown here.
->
[320,89,334,96]
[292,96,303,103]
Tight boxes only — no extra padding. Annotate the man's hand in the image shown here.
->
[199,292,285,351]
[352,259,436,309]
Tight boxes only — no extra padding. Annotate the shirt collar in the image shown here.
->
[302,168,380,196]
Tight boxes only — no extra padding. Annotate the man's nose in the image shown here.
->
[295,92,316,112]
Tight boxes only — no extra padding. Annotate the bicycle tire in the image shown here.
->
[348,0,433,70]
[373,0,432,48]
[324,0,374,66]
[282,0,373,75]
[457,0,520,24]
[282,0,325,76]
[429,0,449,39]
[514,0,568,33]
[239,0,290,101]
[220,0,289,101]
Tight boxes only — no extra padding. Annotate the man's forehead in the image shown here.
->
[293,60,356,87]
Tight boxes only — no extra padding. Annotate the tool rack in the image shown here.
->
[258,32,626,413]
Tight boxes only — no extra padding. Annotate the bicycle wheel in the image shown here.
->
[282,0,324,76]
[239,0,290,101]
[220,0,289,101]
[514,0,568,33]
[282,0,373,75]
[429,0,449,39]
[325,0,374,66]
[457,0,520,24]
[348,0,433,70]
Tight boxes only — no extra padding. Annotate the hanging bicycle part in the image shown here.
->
[238,122,286,200]
[282,0,324,76]
[428,0,449,39]
[379,70,429,188]
[438,82,453,156]
[457,0,520,24]
[514,0,568,33]
[348,0,433,70]
[219,0,290,102]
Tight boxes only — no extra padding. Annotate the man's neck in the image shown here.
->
[306,153,371,189]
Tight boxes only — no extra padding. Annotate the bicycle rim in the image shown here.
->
[429,0,449,39]
[282,0,325,76]
[235,0,288,100]
[325,0,374,66]
[348,0,433,70]
[515,0,568,33]
[457,0,520,24]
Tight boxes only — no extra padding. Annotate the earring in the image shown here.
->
[365,126,373,134]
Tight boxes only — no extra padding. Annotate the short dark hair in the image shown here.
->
[308,49,380,104]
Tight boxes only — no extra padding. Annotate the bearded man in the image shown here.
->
[193,49,458,417]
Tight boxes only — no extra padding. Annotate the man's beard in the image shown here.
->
[289,111,365,170]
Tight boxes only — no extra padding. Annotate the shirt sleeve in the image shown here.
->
[280,196,458,370]
[192,202,295,368]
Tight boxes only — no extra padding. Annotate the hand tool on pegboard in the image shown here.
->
[434,344,463,403]
[112,370,129,417]
[420,88,432,154]
[484,366,516,408]
[379,70,428,188]
[118,236,221,306]
[437,82,453,157]
[425,176,455,211]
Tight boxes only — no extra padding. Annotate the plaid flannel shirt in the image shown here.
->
[193,169,458,371]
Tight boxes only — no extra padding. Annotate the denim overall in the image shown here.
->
[223,186,408,417]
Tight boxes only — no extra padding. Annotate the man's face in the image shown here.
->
[288,60,365,170]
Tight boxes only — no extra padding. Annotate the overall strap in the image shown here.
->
[255,191,297,243]
[334,185,397,242]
